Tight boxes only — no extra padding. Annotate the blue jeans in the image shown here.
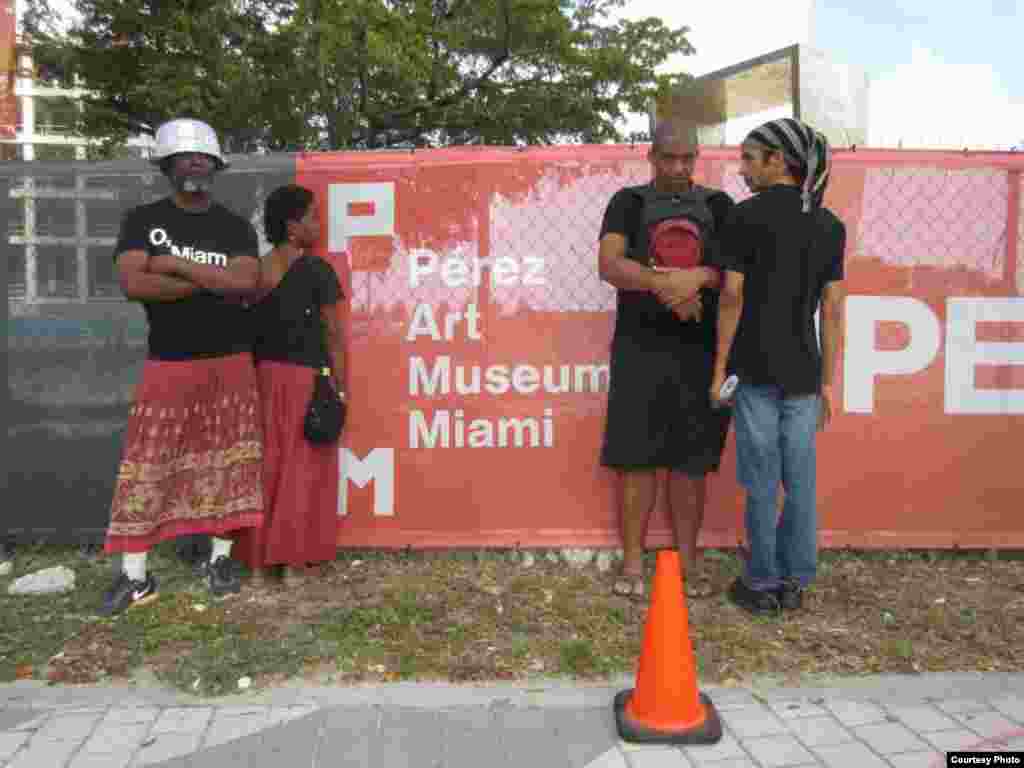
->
[733,384,819,592]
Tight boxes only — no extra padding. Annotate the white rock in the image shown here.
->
[0,561,12,577]
[7,565,76,595]
[595,552,614,573]
[237,676,252,690]
[521,552,535,568]
[561,548,594,568]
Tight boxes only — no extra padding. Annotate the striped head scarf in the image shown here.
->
[745,118,832,212]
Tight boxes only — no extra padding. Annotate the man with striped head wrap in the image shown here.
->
[710,118,847,616]
[743,118,832,213]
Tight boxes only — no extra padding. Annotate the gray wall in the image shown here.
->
[4,155,296,542]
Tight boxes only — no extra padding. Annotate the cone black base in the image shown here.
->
[614,690,723,745]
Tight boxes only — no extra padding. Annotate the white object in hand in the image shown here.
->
[718,374,739,401]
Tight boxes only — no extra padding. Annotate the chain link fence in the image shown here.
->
[337,150,1021,324]
[4,146,1022,539]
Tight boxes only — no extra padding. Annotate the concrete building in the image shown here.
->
[0,0,153,161]
[653,43,871,149]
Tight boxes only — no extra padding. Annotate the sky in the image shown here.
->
[616,0,1024,150]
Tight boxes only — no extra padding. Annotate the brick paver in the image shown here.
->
[885,705,959,733]
[853,722,930,754]
[824,699,888,727]
[1,674,1022,767]
[784,716,857,748]
[740,733,815,767]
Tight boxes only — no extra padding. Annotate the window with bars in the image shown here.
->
[6,174,131,304]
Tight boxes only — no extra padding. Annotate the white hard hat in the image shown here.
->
[150,118,229,168]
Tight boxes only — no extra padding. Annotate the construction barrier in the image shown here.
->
[5,146,1023,547]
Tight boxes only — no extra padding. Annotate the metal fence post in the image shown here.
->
[1007,169,1020,296]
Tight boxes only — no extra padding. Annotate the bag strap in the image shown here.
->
[297,255,333,377]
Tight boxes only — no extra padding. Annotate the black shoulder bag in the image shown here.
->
[303,365,346,444]
[302,283,346,444]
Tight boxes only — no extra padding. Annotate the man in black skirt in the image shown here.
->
[597,118,734,600]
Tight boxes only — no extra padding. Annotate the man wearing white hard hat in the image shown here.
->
[99,117,265,616]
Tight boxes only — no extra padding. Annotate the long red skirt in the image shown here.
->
[234,361,339,569]
[105,353,264,554]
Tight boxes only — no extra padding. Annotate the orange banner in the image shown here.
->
[296,146,1024,550]
[1,0,16,140]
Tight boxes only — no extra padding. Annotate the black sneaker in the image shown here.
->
[777,578,804,611]
[176,534,213,577]
[203,556,241,597]
[727,577,781,616]
[99,571,158,616]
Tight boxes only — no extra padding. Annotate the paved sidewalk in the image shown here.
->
[1,674,1022,767]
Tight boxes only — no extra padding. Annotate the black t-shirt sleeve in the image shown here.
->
[707,191,735,232]
[599,188,635,240]
[824,217,846,283]
[310,257,343,306]
[113,207,149,262]
[232,219,259,259]
[717,203,756,274]
[703,191,735,269]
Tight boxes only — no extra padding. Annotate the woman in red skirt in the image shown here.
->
[234,185,345,586]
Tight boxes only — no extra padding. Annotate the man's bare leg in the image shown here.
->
[620,470,658,581]
[668,471,708,587]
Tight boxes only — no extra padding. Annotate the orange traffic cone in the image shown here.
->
[614,550,722,744]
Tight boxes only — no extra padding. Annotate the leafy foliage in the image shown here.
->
[23,0,692,153]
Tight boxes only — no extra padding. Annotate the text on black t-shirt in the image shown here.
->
[114,197,260,361]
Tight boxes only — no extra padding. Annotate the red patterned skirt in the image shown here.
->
[104,353,265,554]
[234,361,339,569]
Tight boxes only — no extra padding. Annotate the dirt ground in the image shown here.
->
[3,545,1022,697]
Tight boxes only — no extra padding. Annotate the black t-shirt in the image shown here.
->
[599,184,735,342]
[253,255,343,368]
[114,198,260,361]
[718,184,846,396]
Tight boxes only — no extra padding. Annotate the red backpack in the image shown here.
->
[631,184,716,269]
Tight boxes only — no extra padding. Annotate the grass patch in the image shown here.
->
[2,544,1022,695]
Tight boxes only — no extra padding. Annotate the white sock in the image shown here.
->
[122,552,147,582]
[210,538,232,562]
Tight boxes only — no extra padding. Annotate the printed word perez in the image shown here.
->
[409,252,546,288]
[148,228,227,267]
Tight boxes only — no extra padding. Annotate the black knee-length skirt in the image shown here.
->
[600,332,731,476]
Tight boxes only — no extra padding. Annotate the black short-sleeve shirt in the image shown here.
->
[717,184,846,396]
[253,255,344,368]
[599,184,735,342]
[114,197,260,361]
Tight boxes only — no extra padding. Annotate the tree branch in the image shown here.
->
[374,0,511,129]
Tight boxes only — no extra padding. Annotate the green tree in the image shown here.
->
[25,0,693,151]
[25,0,289,153]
